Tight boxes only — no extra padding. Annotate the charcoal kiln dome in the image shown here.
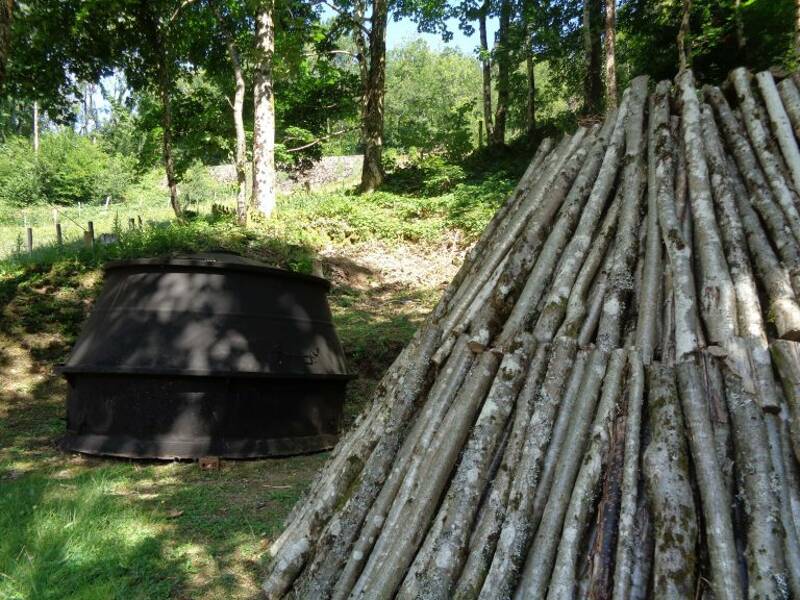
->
[59,252,352,459]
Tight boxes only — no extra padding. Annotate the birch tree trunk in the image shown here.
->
[224,37,248,224]
[359,0,388,192]
[604,0,617,110]
[252,0,277,216]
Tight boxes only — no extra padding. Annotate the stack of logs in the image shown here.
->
[263,67,800,599]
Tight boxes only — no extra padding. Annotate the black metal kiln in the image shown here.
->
[59,252,352,459]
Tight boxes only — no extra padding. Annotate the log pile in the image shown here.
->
[263,67,800,599]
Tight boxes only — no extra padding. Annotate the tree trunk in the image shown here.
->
[32,100,39,155]
[253,0,277,216]
[359,0,387,192]
[526,55,536,136]
[604,0,617,110]
[154,26,181,218]
[796,0,800,62]
[734,0,745,58]
[677,0,691,72]
[479,0,493,142]
[0,0,12,91]
[582,0,602,115]
[227,40,248,224]
[491,0,512,146]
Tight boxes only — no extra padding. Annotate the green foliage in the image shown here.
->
[178,161,236,210]
[0,130,136,206]
[384,153,468,196]
[384,40,481,159]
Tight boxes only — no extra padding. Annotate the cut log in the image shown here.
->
[770,340,800,463]
[642,363,697,599]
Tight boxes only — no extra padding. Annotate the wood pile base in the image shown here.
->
[263,67,800,599]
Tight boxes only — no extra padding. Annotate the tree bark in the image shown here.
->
[253,0,277,216]
[642,364,697,599]
[149,9,181,219]
[0,0,11,90]
[360,0,388,191]
[771,340,800,464]
[32,100,39,155]
[491,0,512,146]
[676,356,743,600]
[526,54,536,136]
[219,25,248,224]
[677,70,737,347]
[796,0,800,62]
[603,0,617,110]
[677,0,692,72]
[582,0,603,114]
[479,0,493,142]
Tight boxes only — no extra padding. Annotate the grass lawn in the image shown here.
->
[0,162,518,598]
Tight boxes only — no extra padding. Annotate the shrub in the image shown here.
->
[0,130,136,206]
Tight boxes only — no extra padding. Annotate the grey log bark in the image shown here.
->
[496,115,619,349]
[720,343,789,599]
[400,342,550,599]
[770,340,800,463]
[595,75,649,352]
[543,349,628,600]
[452,344,580,599]
[642,363,697,599]
[676,355,743,600]
[677,70,738,347]
[756,70,800,196]
[535,93,630,342]
[730,68,800,244]
[477,339,581,599]
[331,337,477,599]
[725,155,800,341]
[636,90,664,364]
[704,84,800,293]
[653,80,699,360]
[512,348,611,598]
[291,325,442,598]
[611,350,645,600]
[777,77,800,141]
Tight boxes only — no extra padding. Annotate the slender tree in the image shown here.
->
[490,0,511,145]
[478,0,493,142]
[678,0,691,71]
[212,1,249,223]
[252,0,277,215]
[604,0,616,109]
[0,0,12,89]
[582,0,602,114]
[360,0,388,191]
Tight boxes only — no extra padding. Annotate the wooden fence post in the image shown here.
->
[56,223,63,246]
[137,215,143,227]
[26,227,33,254]
[128,217,135,229]
[84,221,94,248]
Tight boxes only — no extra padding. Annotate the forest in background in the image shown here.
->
[0,0,797,222]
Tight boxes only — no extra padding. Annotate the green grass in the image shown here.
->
[0,158,520,599]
